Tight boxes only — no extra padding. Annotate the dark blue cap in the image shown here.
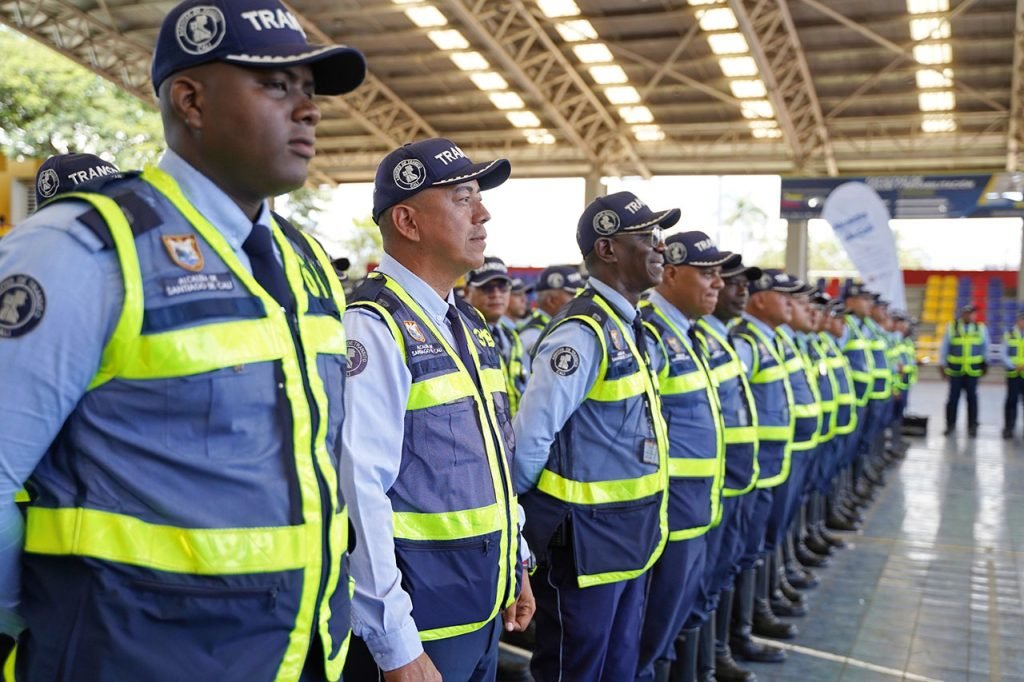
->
[810,289,831,306]
[536,265,584,293]
[663,230,739,268]
[510,277,529,294]
[827,298,849,316]
[721,256,762,281]
[372,138,511,224]
[577,191,680,256]
[467,256,511,287]
[748,268,809,295]
[35,153,120,207]
[843,281,873,299]
[151,0,366,96]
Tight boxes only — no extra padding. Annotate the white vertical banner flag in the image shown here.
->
[821,181,906,310]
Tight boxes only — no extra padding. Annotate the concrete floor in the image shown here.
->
[746,378,1024,682]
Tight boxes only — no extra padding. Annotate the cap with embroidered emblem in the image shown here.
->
[843,281,874,299]
[372,138,511,224]
[663,230,739,268]
[721,256,762,281]
[467,256,512,287]
[535,265,584,293]
[35,154,121,207]
[577,191,680,256]
[151,0,366,96]
[748,268,808,295]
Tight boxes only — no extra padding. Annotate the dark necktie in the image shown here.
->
[447,304,481,388]
[242,223,292,311]
[491,325,507,358]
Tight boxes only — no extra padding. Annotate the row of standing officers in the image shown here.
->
[0,1,918,679]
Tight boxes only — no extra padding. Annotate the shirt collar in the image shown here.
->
[742,311,776,337]
[589,277,639,323]
[647,291,692,336]
[158,149,271,252]
[373,253,452,327]
[700,314,730,335]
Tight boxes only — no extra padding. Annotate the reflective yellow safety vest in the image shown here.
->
[349,273,519,641]
[18,167,352,681]
[498,319,528,415]
[641,300,725,539]
[808,335,839,444]
[901,337,919,386]
[1005,328,1024,378]
[520,289,669,588]
[775,331,822,454]
[820,332,858,437]
[731,319,795,489]
[843,315,875,407]
[863,319,892,399]
[945,321,987,377]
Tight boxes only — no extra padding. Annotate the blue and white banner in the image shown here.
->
[821,181,906,310]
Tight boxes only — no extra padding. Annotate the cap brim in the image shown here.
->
[434,158,512,191]
[622,207,682,233]
[223,44,366,95]
[722,264,762,280]
[469,272,512,287]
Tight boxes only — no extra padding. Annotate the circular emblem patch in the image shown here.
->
[36,169,60,200]
[0,275,46,339]
[593,209,620,235]
[548,272,565,289]
[393,159,427,191]
[666,242,687,265]
[176,6,226,56]
[756,274,772,290]
[551,346,580,376]
[346,340,368,377]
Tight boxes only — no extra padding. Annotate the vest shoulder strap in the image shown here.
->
[58,172,162,249]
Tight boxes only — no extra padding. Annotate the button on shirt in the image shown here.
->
[0,149,277,638]
[512,278,651,494]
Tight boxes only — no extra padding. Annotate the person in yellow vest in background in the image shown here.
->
[1002,311,1024,439]
[466,256,530,415]
[517,264,584,356]
[0,0,366,678]
[514,191,675,682]
[507,277,531,327]
[341,138,534,681]
[940,303,989,437]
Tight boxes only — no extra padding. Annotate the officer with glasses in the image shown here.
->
[514,191,675,682]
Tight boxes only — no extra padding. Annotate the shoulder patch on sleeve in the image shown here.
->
[550,346,580,376]
[0,275,46,338]
[346,340,368,377]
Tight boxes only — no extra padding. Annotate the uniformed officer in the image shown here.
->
[636,231,729,682]
[517,264,583,355]
[694,258,787,673]
[841,282,881,506]
[729,271,800,643]
[1002,311,1024,439]
[34,153,120,209]
[340,138,533,682]
[0,1,366,678]
[507,277,531,326]
[940,303,989,437]
[514,191,674,682]
[466,256,531,415]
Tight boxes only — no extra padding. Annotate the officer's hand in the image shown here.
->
[382,653,442,682]
[503,572,536,632]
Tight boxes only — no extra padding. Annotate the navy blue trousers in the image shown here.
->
[531,543,648,682]
[684,494,745,628]
[1005,377,1024,431]
[636,536,707,681]
[766,451,811,550]
[738,487,773,568]
[946,374,979,429]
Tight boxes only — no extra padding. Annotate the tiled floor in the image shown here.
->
[746,378,1024,682]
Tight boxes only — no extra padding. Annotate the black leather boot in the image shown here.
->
[714,588,756,681]
[697,619,716,682]
[826,495,859,531]
[654,658,671,682]
[815,493,847,548]
[783,538,819,589]
[671,627,700,682]
[802,500,834,556]
[730,567,788,661]
[770,549,807,616]
[753,559,799,639]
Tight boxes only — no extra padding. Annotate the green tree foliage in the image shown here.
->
[0,26,163,168]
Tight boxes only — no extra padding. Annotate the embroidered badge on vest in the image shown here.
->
[403,320,426,343]
[609,328,625,351]
[347,340,368,377]
[162,235,204,272]
[551,346,580,376]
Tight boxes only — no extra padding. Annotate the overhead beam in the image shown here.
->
[442,0,651,178]
[1007,0,1024,171]
[729,0,837,175]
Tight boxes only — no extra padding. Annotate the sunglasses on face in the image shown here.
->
[477,280,511,293]
[609,226,663,248]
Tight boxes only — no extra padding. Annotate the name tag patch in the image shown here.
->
[162,272,235,297]
[642,439,660,465]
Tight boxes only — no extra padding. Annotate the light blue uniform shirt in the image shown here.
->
[732,312,777,381]
[518,321,544,358]
[645,290,695,375]
[0,149,274,637]
[939,321,990,366]
[512,278,642,494]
